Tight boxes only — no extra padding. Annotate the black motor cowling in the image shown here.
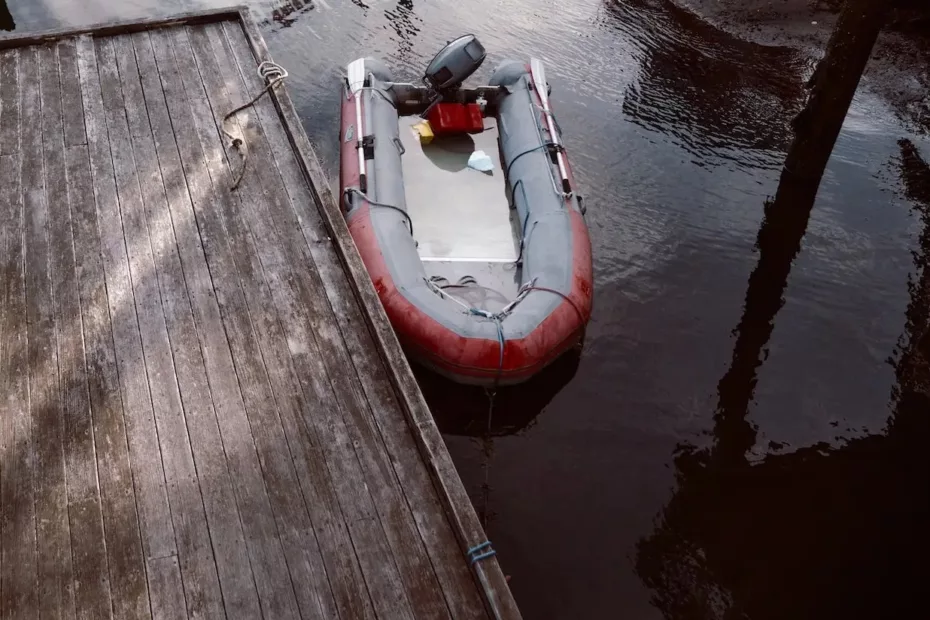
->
[423,34,486,92]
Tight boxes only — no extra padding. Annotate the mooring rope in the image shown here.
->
[222,61,288,191]
[478,386,496,530]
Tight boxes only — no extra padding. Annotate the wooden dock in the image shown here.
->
[0,8,519,619]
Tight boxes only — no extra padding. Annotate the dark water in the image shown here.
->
[5,0,929,617]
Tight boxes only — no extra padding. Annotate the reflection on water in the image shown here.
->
[1,0,14,31]
[268,0,314,28]
[608,0,805,169]
[711,168,825,463]
[635,143,930,619]
[419,347,582,438]
[417,349,582,526]
[897,139,930,392]
[383,0,420,66]
[3,0,928,617]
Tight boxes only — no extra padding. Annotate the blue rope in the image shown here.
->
[467,541,497,565]
[495,319,505,373]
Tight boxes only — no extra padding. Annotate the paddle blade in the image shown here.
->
[530,57,549,105]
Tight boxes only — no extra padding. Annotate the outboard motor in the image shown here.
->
[421,35,486,117]
[424,34,486,91]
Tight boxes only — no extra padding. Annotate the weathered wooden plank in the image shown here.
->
[0,7,245,50]
[94,35,178,569]
[147,556,187,620]
[162,25,308,620]
[185,24,348,620]
[51,39,97,508]
[235,12,519,619]
[0,154,16,612]
[56,39,110,618]
[0,151,35,618]
[189,23,381,615]
[58,124,112,620]
[64,138,147,620]
[36,42,76,620]
[142,27,279,619]
[164,10,377,591]
[57,38,87,147]
[259,267,413,620]
[75,34,151,619]
[193,20,428,618]
[0,48,19,154]
[218,20,462,618]
[4,46,41,620]
[0,51,10,367]
[202,22,434,620]
[136,28,262,619]
[68,496,113,620]
[112,32,227,620]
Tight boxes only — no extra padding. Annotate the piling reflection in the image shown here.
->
[634,145,930,619]
[1,0,14,31]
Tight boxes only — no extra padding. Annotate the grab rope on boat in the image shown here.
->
[222,61,288,191]
[344,188,414,236]
[505,141,569,198]
[426,275,588,384]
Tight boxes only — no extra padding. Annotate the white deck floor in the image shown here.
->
[398,115,521,309]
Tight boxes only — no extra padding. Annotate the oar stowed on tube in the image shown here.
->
[530,57,572,197]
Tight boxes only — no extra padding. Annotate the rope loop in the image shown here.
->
[257,61,288,84]
[467,541,497,565]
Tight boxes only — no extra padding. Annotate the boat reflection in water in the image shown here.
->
[415,344,582,438]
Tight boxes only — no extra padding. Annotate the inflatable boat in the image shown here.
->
[339,35,593,386]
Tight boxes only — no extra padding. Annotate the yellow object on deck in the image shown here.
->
[413,120,434,145]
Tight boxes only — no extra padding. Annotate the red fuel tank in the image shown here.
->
[427,102,484,135]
